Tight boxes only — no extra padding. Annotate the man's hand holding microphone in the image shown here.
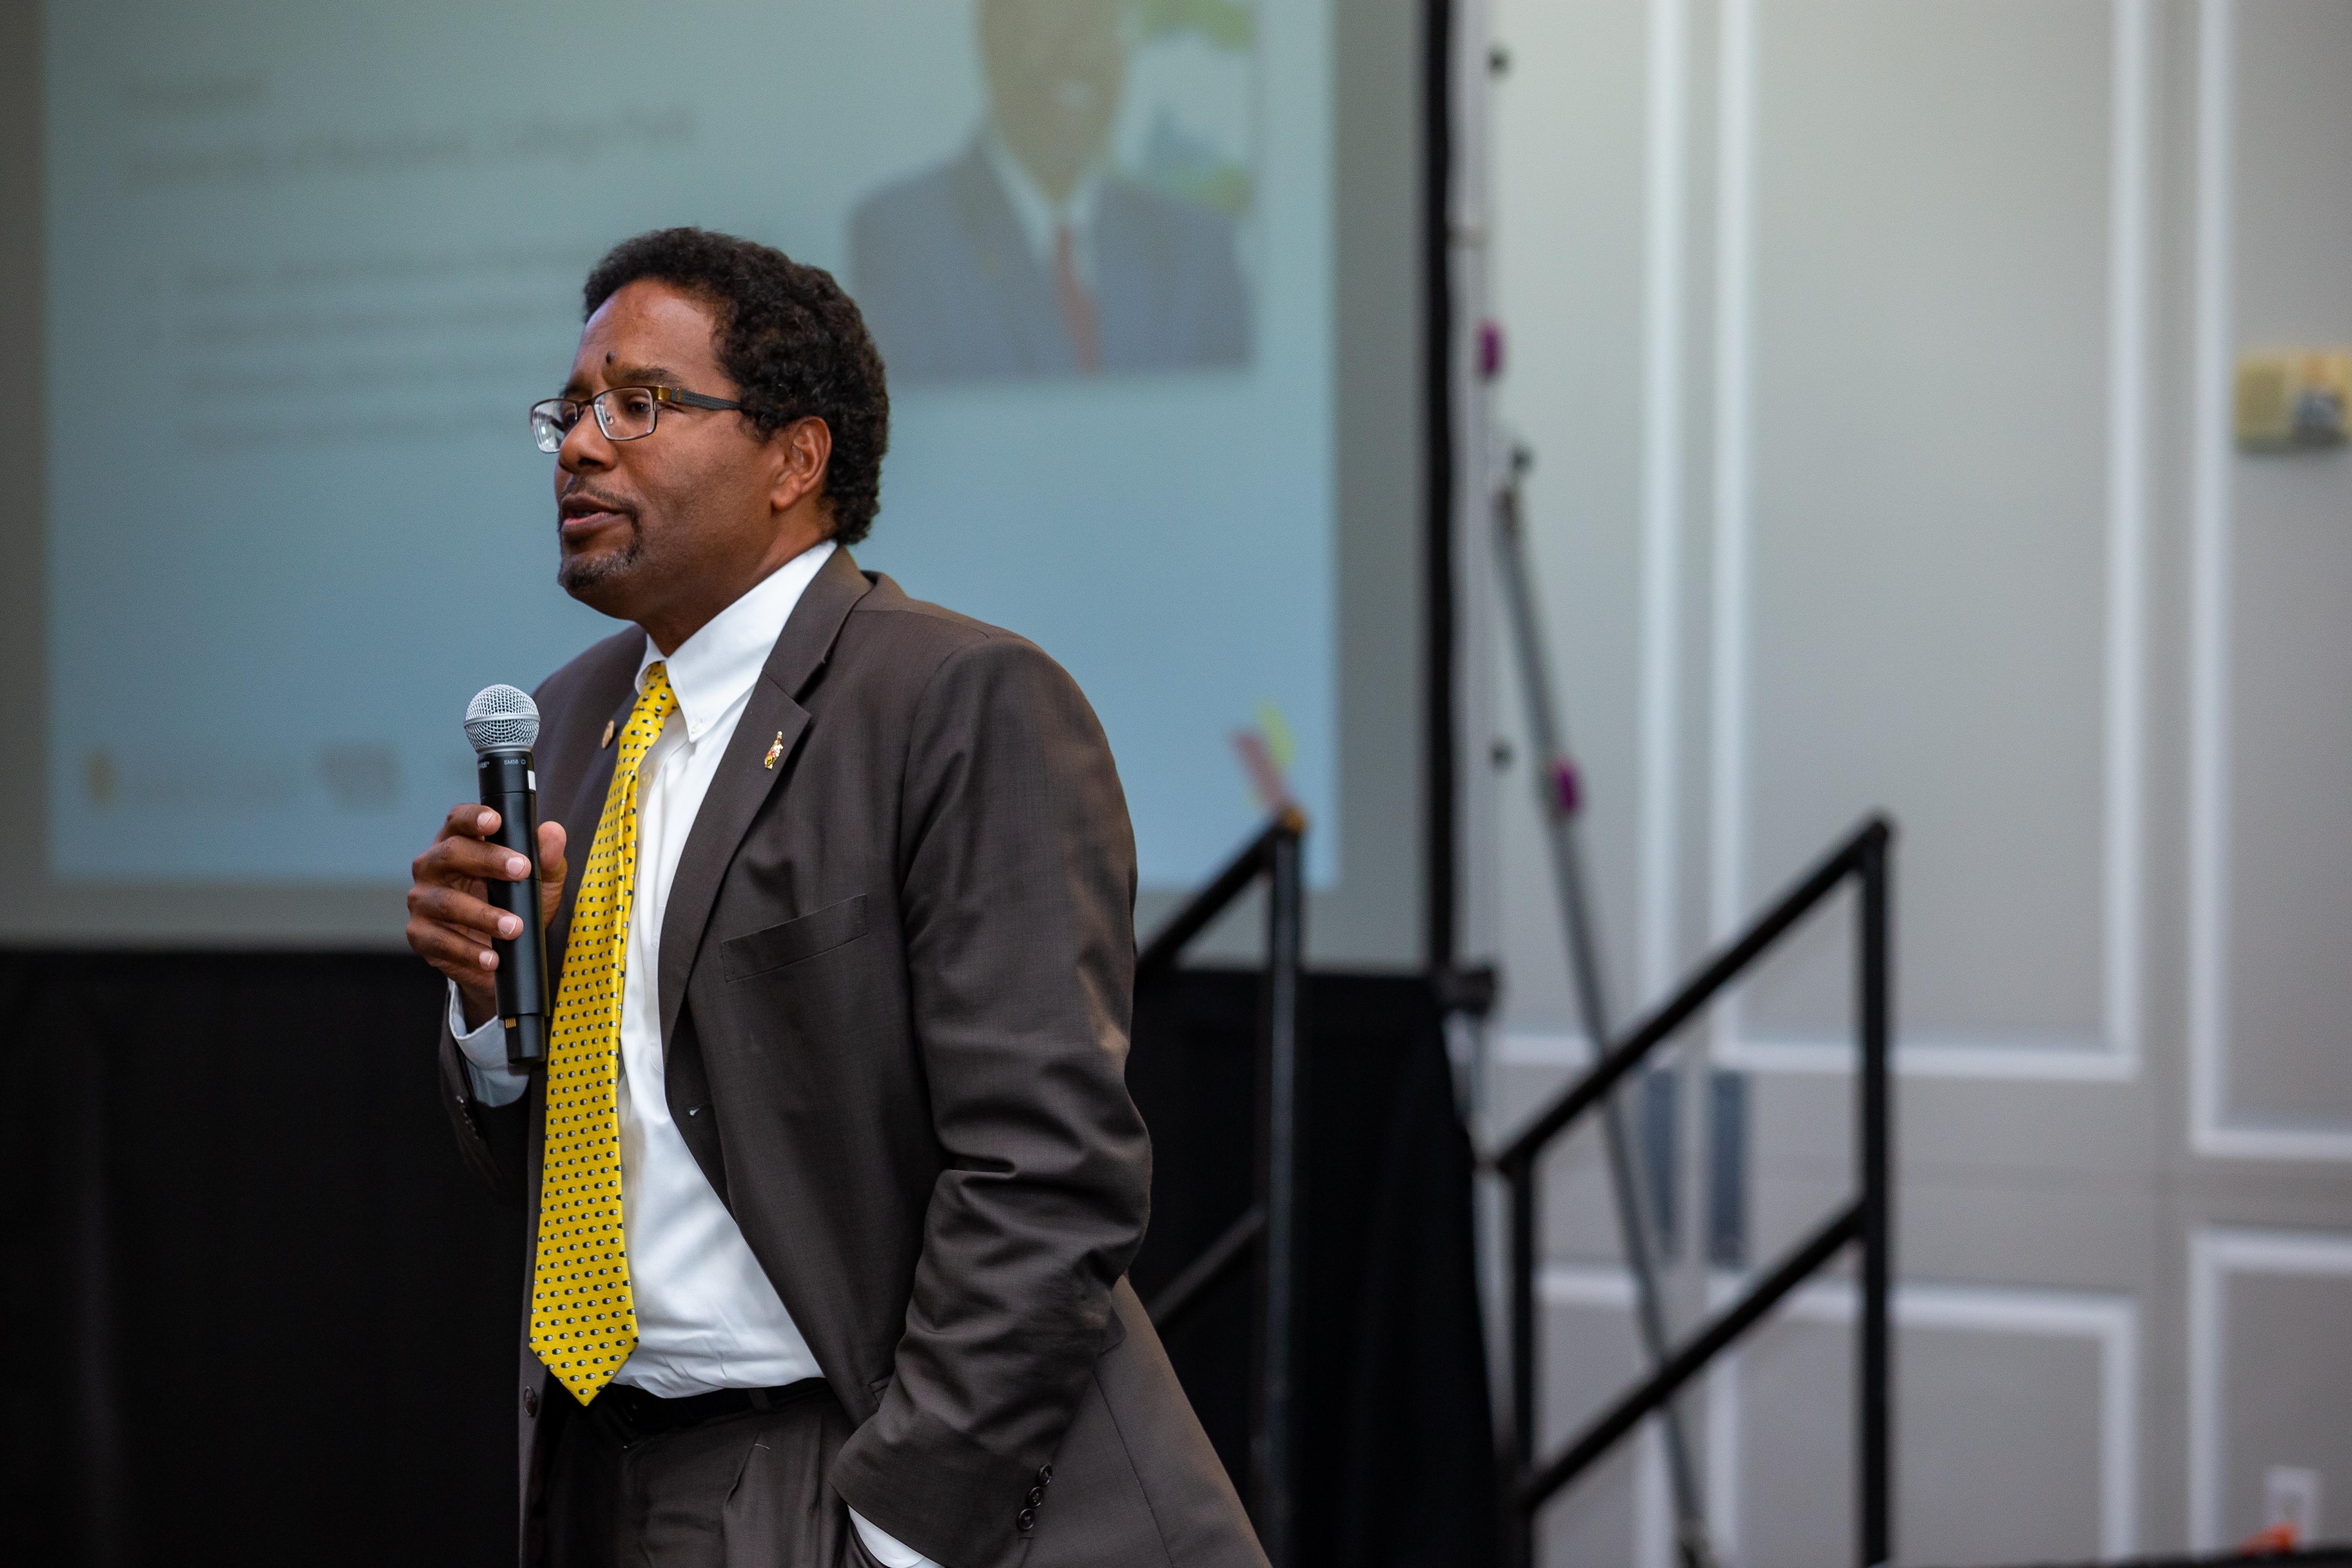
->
[406,686,568,1058]
[406,803,567,1031]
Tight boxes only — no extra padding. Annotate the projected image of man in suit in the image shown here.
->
[850,0,1252,382]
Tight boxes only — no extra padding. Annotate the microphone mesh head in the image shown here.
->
[464,685,540,754]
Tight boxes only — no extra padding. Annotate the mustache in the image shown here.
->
[557,481,637,519]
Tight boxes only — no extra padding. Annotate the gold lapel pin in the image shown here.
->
[600,719,616,749]
[763,731,784,769]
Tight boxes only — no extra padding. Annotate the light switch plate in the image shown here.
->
[2235,348,2351,450]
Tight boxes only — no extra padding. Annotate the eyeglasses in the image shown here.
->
[529,385,744,453]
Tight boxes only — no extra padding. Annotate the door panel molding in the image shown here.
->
[1536,1266,2140,1563]
[1636,0,1693,1010]
[1704,1273,2141,1563]
[1703,0,2151,1084]
[2183,0,2352,1162]
[2185,1225,2352,1549]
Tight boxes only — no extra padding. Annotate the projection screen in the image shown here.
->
[0,0,1429,964]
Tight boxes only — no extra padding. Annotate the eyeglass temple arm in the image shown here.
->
[657,388,742,412]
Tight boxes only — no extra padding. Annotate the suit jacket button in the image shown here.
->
[1036,1463,1053,1485]
[522,1387,539,1417]
[1026,1486,1045,1507]
[1016,1507,1036,1534]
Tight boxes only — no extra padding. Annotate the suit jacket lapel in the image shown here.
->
[656,546,872,1048]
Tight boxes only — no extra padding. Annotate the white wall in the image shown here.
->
[1481,1,2352,1562]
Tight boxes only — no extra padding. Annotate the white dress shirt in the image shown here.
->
[451,539,938,1568]
[981,127,1103,290]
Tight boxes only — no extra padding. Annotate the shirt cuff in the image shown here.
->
[849,1508,943,1568]
[447,983,529,1108]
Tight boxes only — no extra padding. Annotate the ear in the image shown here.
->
[768,416,833,520]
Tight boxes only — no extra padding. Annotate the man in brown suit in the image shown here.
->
[405,227,1264,1568]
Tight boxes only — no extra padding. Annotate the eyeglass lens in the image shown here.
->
[530,389,663,453]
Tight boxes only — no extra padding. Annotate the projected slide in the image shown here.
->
[45,0,1333,890]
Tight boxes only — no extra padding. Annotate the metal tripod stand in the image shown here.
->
[1493,445,1718,1568]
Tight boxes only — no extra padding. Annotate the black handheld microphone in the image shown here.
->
[464,685,552,1068]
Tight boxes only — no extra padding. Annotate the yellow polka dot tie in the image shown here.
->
[529,662,677,1404]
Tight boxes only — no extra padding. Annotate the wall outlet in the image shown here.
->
[2264,1465,2323,1544]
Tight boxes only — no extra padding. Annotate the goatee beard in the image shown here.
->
[558,529,644,597]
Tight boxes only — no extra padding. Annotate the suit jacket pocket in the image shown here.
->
[721,896,869,981]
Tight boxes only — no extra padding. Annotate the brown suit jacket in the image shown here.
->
[437,547,1265,1568]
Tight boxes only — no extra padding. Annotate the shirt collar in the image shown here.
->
[980,127,1104,278]
[634,539,836,742]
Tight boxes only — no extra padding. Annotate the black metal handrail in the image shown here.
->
[1137,806,1308,1568]
[1500,815,1894,1568]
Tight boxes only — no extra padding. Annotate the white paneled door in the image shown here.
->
[1485,0,2352,1562]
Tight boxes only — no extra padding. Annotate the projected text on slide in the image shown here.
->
[46,0,1334,891]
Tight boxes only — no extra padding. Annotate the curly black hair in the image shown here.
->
[583,228,890,544]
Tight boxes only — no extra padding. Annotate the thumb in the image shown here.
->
[537,820,568,918]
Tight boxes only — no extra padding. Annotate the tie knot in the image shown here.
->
[620,662,679,754]
[637,661,679,717]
